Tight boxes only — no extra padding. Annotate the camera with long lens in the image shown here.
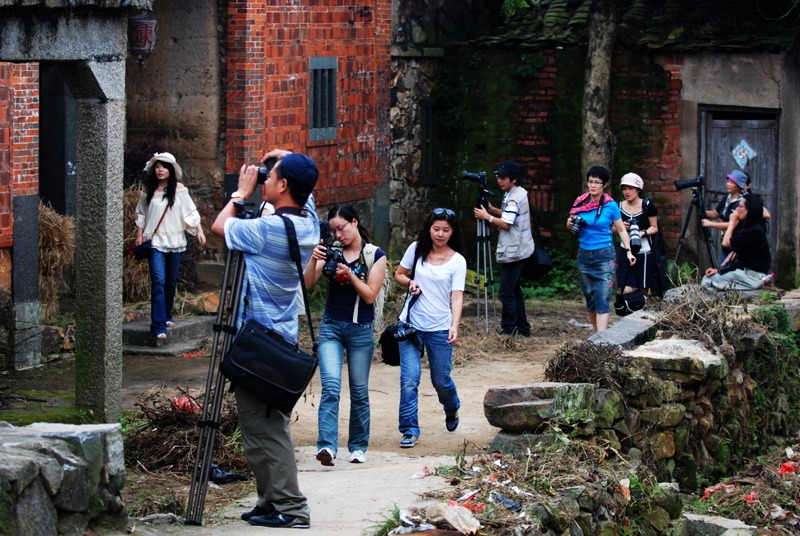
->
[462,170,495,208]
[628,218,641,253]
[392,321,418,342]
[569,215,587,236]
[256,157,278,185]
[674,175,704,191]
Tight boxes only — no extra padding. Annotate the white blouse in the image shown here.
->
[135,185,201,252]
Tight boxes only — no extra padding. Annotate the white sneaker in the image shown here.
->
[348,450,366,463]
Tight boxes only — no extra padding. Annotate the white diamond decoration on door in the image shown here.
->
[732,140,757,169]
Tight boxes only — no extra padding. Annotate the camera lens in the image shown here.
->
[256,157,278,185]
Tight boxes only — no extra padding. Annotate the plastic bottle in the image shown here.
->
[761,272,775,284]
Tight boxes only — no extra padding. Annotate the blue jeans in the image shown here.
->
[149,249,182,335]
[577,246,615,314]
[398,330,460,438]
[317,316,374,455]
[499,259,530,335]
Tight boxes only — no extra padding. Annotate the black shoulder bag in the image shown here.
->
[379,251,420,366]
[219,213,318,413]
[614,255,647,317]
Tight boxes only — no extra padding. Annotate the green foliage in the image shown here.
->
[515,53,543,79]
[522,250,580,300]
[369,505,402,536]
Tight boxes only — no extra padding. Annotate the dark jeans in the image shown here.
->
[499,258,530,335]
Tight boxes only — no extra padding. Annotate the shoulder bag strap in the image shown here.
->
[402,248,421,323]
[277,214,317,353]
[151,206,169,237]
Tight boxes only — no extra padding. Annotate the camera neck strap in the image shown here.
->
[277,214,317,354]
[403,250,422,323]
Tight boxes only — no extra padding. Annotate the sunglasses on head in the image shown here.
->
[432,208,456,217]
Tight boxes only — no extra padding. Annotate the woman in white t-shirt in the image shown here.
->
[392,208,467,449]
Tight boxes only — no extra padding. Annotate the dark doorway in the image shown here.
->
[699,107,779,268]
[39,63,77,217]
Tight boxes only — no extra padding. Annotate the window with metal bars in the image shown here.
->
[309,57,337,141]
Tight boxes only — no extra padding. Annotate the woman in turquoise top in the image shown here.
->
[566,166,636,332]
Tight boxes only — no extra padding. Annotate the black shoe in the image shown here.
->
[445,412,459,432]
[241,504,273,521]
[248,511,310,529]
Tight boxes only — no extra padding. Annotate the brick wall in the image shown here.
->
[0,62,39,250]
[226,0,392,207]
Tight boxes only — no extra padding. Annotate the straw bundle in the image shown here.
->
[39,202,75,323]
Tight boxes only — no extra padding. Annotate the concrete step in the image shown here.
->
[123,315,215,356]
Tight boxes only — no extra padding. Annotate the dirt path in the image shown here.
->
[1,299,598,535]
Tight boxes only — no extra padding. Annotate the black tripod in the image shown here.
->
[673,186,718,269]
[475,212,496,333]
[184,243,246,525]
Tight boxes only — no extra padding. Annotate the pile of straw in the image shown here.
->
[39,203,75,323]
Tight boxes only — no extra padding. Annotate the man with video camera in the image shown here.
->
[473,160,535,336]
[211,149,319,529]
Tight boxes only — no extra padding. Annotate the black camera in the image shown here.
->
[256,157,278,185]
[629,218,641,253]
[393,321,418,342]
[463,170,495,208]
[569,215,587,236]
[463,170,488,184]
[322,245,346,279]
[675,175,704,191]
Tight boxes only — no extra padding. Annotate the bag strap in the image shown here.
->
[402,248,421,323]
[150,206,169,237]
[276,212,317,353]
[351,243,377,323]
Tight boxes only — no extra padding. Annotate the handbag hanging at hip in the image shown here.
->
[220,319,317,413]
[219,212,319,412]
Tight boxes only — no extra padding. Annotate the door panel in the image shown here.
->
[700,111,779,269]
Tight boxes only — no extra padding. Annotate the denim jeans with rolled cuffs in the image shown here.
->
[398,330,461,439]
[577,246,615,314]
[316,316,374,456]
[149,249,182,335]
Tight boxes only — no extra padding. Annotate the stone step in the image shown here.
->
[123,315,215,356]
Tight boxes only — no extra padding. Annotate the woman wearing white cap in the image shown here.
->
[135,152,206,340]
[617,172,659,294]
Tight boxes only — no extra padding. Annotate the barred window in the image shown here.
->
[309,57,337,141]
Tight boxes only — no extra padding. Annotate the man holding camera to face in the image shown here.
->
[211,149,319,529]
[473,160,535,336]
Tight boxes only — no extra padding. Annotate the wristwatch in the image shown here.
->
[230,191,246,200]
[488,216,494,224]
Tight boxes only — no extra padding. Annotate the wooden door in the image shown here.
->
[699,109,779,269]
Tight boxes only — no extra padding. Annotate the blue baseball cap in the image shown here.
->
[279,153,319,197]
[495,160,521,180]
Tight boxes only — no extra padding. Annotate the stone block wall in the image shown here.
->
[485,308,794,490]
[0,422,126,536]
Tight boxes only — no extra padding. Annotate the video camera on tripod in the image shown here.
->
[463,170,495,208]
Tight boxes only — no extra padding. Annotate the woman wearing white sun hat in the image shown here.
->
[135,152,206,341]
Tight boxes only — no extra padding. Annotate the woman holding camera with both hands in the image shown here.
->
[393,208,467,449]
[304,205,387,467]
[567,166,636,333]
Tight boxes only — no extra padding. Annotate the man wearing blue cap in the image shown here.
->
[473,160,535,336]
[212,149,319,528]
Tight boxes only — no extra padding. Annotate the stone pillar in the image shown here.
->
[66,60,125,422]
